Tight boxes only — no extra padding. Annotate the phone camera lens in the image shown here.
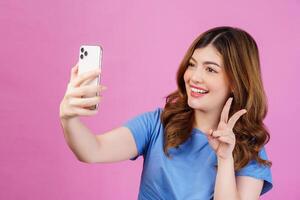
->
[81,48,84,53]
[80,54,84,59]
[84,51,88,56]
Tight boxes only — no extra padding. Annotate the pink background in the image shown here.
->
[1,0,299,199]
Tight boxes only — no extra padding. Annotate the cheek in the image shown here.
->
[211,81,231,96]
[183,70,189,82]
[203,82,223,96]
[183,73,187,83]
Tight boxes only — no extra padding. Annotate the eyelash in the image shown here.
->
[187,62,217,73]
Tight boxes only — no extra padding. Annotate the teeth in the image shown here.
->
[191,88,208,94]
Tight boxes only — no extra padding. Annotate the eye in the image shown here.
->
[188,62,195,67]
[206,66,217,73]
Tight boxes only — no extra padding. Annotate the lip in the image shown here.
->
[190,85,208,91]
[190,90,208,98]
[189,85,209,98]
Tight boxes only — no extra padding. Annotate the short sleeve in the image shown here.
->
[122,107,162,161]
[235,146,273,195]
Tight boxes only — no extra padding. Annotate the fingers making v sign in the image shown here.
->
[204,97,247,160]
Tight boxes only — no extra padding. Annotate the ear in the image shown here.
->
[230,86,234,95]
[229,90,234,98]
[228,83,234,96]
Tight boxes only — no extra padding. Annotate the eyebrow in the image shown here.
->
[190,57,221,67]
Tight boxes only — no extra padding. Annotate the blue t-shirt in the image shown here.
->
[123,107,273,200]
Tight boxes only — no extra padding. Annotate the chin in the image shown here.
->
[187,99,207,111]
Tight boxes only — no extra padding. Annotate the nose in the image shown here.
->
[190,66,204,83]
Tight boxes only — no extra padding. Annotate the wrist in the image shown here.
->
[60,115,79,125]
[217,154,234,164]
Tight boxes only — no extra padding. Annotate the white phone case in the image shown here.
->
[78,45,103,110]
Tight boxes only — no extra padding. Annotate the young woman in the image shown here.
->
[60,26,273,200]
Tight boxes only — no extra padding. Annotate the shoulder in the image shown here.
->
[123,107,162,124]
[235,146,273,195]
[122,107,164,160]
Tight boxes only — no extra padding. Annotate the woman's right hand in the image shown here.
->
[59,62,107,120]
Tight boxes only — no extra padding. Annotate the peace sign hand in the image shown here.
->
[204,97,247,160]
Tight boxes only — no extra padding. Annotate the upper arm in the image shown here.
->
[236,176,264,200]
[235,147,273,196]
[91,107,161,163]
[92,126,138,163]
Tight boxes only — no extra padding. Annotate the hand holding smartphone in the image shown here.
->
[78,45,103,110]
[59,44,106,120]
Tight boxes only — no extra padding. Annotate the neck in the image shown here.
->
[193,108,221,133]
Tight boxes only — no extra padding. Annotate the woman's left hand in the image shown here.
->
[205,97,247,160]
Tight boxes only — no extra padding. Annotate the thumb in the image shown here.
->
[70,62,79,81]
[206,128,214,136]
[206,129,214,140]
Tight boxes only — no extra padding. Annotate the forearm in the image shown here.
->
[60,117,100,163]
[214,156,240,200]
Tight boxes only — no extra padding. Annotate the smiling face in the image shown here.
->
[183,44,232,113]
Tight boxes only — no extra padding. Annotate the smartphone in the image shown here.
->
[78,45,103,110]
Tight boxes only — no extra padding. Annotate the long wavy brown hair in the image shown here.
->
[160,26,272,171]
